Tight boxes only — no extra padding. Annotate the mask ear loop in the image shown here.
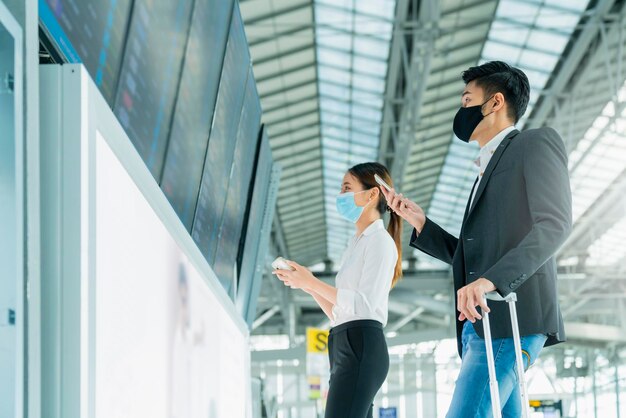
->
[481,95,498,118]
[352,189,373,210]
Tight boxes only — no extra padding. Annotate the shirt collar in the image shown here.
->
[361,219,385,237]
[475,125,515,167]
[481,125,516,152]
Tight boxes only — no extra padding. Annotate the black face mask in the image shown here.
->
[453,96,495,142]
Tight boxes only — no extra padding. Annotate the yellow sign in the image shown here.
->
[306,328,329,353]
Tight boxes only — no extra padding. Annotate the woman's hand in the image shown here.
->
[272,260,315,290]
[379,186,426,232]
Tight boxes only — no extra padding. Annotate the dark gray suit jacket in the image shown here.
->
[410,127,572,357]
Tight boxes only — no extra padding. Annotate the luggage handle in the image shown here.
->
[482,291,530,418]
[485,291,516,302]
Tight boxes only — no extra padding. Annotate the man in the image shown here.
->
[381,61,572,417]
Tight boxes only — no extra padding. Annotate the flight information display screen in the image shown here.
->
[113,0,194,180]
[237,126,272,271]
[40,0,132,104]
[212,68,262,291]
[160,0,235,231]
[191,4,250,278]
[236,126,273,319]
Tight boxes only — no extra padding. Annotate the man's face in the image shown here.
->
[461,80,493,141]
[461,80,485,108]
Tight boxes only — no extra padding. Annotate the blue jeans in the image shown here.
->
[446,321,547,418]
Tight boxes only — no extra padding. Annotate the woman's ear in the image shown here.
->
[369,187,380,201]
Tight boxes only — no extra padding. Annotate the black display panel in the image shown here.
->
[212,68,262,290]
[40,0,132,104]
[237,125,267,277]
[160,0,235,231]
[113,0,194,180]
[236,126,273,295]
[191,4,250,271]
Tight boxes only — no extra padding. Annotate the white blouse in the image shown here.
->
[331,219,398,328]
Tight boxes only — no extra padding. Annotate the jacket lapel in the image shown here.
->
[466,129,519,218]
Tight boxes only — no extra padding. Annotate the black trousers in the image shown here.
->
[325,320,390,418]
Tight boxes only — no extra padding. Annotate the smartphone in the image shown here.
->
[271,256,295,271]
[374,174,393,192]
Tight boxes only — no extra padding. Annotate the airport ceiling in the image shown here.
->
[240,0,626,347]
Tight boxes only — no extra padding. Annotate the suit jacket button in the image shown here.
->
[509,283,515,289]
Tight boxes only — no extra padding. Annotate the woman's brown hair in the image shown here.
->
[348,162,403,287]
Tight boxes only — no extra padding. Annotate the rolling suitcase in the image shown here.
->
[481,291,530,418]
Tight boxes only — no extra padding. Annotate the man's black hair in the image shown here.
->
[462,61,530,123]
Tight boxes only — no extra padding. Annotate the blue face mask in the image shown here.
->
[336,190,370,223]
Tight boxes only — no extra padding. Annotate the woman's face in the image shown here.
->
[341,172,374,207]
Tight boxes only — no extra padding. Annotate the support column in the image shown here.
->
[421,355,437,417]
[591,351,598,418]
[616,359,621,418]
[573,361,579,418]
[404,356,418,418]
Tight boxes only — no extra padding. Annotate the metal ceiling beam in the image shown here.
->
[252,305,281,330]
[318,42,390,63]
[263,108,319,128]
[390,292,452,315]
[260,77,318,100]
[270,120,319,139]
[271,134,320,153]
[318,93,381,110]
[378,0,410,166]
[278,158,322,176]
[278,196,324,214]
[263,92,319,113]
[272,211,290,259]
[263,100,317,121]
[249,24,313,47]
[380,0,440,190]
[386,307,426,332]
[560,172,626,258]
[243,1,310,26]
[317,61,387,82]
[318,77,386,97]
[287,232,328,247]
[255,60,317,84]
[526,0,618,130]
[254,42,317,66]
[281,207,326,226]
[278,170,323,190]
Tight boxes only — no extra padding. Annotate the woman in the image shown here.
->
[273,162,403,418]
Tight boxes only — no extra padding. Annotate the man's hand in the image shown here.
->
[457,278,497,323]
[379,187,426,232]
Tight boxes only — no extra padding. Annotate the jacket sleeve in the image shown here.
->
[409,217,459,265]
[483,128,573,296]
